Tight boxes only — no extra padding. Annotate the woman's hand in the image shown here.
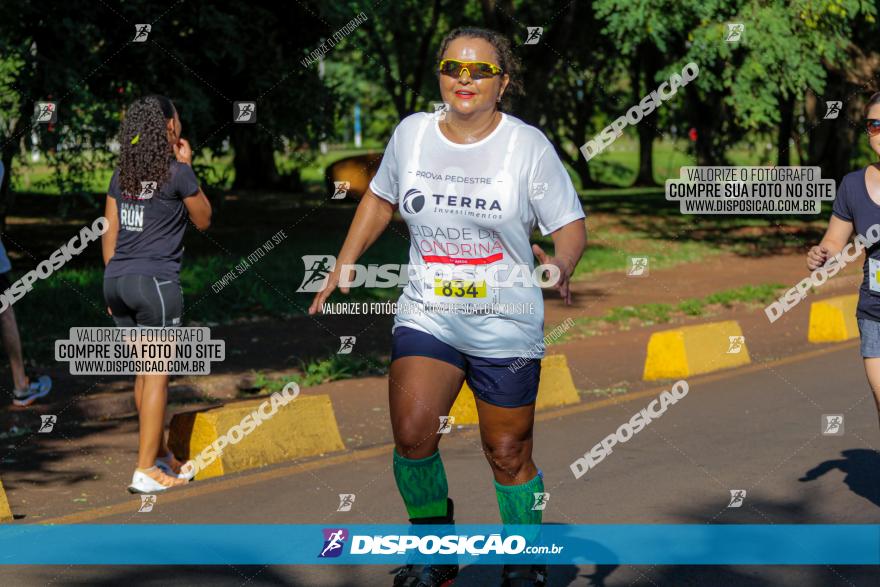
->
[532,243,574,305]
[308,266,353,315]
[173,138,193,165]
[806,245,830,271]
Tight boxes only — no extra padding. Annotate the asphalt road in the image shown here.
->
[7,342,880,586]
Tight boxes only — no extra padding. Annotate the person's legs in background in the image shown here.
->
[0,294,52,407]
[861,357,880,429]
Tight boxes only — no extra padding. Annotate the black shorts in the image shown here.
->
[103,274,183,328]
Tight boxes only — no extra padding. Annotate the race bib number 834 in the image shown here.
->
[433,279,487,298]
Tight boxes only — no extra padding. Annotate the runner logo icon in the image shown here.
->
[822,414,844,435]
[337,336,356,354]
[727,489,746,508]
[332,181,349,199]
[437,415,454,434]
[233,102,257,123]
[628,257,648,277]
[402,188,425,214]
[337,494,356,512]
[525,27,543,45]
[38,414,56,433]
[297,255,336,292]
[133,24,151,42]
[319,528,348,558]
[138,181,157,200]
[727,336,745,354]
[532,492,550,511]
[138,495,156,512]
[35,102,57,123]
[530,182,548,201]
[725,23,744,42]
[824,101,842,120]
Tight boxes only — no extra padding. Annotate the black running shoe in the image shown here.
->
[392,563,457,587]
[392,498,458,587]
[500,564,548,586]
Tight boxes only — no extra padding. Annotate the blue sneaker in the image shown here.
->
[12,375,52,407]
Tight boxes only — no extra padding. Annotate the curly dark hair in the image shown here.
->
[866,91,880,116]
[435,27,523,111]
[117,95,176,197]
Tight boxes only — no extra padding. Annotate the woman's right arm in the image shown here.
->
[807,215,854,270]
[101,195,119,316]
[101,195,119,267]
[308,188,395,314]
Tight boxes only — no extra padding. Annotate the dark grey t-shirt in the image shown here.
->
[831,167,880,321]
[104,160,200,282]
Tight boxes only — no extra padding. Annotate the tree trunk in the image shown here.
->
[0,103,28,234]
[230,128,279,190]
[687,91,723,166]
[807,70,853,182]
[777,93,794,167]
[633,46,659,186]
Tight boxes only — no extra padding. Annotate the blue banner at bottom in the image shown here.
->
[0,524,877,565]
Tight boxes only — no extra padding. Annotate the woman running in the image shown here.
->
[808,91,880,431]
[101,95,212,493]
[310,27,586,587]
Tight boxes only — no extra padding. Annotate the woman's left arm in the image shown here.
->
[532,218,587,305]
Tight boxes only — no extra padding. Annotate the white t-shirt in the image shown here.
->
[369,112,585,358]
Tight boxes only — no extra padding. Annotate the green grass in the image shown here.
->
[585,136,800,188]
[240,354,388,397]
[554,283,786,342]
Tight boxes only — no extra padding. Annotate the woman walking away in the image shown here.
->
[102,95,212,493]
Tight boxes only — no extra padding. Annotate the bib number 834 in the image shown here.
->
[433,279,487,298]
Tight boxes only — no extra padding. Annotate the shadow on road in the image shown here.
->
[799,448,880,508]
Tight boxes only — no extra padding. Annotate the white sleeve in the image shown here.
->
[529,145,586,236]
[369,128,399,204]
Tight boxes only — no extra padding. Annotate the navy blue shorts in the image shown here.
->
[391,326,541,408]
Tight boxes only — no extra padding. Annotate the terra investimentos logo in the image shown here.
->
[402,188,425,214]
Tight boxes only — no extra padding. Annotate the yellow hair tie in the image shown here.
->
[130,134,140,145]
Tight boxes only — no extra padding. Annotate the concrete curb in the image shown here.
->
[449,354,580,425]
[168,394,345,480]
[808,294,859,342]
[643,320,751,380]
[0,478,12,522]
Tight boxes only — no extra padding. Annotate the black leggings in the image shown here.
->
[103,274,183,327]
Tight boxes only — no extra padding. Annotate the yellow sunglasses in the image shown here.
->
[438,59,504,80]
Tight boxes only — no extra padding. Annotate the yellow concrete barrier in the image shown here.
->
[449,354,580,425]
[808,294,859,343]
[168,394,345,480]
[0,478,12,523]
[643,320,750,380]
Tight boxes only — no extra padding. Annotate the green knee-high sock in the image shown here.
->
[495,472,544,542]
[393,450,449,519]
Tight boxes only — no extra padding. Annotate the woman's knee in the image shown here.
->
[483,435,532,476]
[393,418,440,457]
